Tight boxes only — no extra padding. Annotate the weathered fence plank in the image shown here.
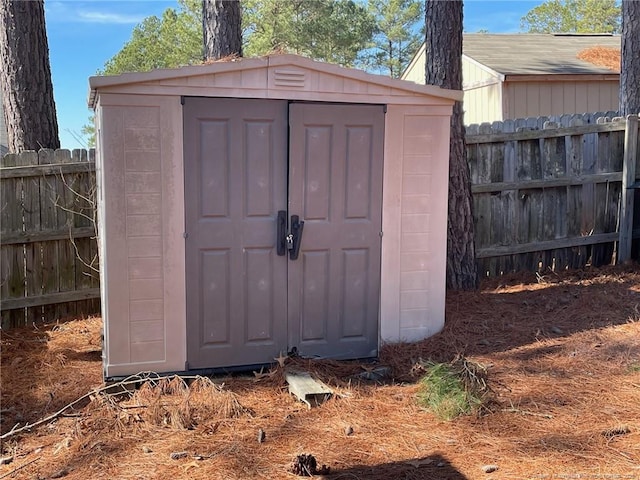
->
[619,115,639,262]
[1,153,24,326]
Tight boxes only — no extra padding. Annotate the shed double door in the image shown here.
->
[184,97,384,369]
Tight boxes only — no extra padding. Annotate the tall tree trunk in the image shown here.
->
[0,0,59,152]
[620,0,640,115]
[203,0,242,61]
[425,0,478,290]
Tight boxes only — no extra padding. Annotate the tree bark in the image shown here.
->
[425,0,478,290]
[620,0,640,116]
[0,0,59,152]
[203,0,242,61]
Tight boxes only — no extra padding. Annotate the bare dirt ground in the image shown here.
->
[1,265,640,480]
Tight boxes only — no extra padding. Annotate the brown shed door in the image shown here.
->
[288,103,384,359]
[184,98,383,369]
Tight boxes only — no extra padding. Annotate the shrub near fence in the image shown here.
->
[0,149,100,328]
[466,111,633,277]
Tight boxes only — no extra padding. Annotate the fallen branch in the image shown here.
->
[0,372,221,440]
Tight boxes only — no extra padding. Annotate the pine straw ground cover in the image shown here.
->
[1,265,640,480]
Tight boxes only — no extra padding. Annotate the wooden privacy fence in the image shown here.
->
[1,149,100,328]
[466,111,640,277]
[3,113,640,327]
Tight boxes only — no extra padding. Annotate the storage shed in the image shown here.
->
[89,55,461,378]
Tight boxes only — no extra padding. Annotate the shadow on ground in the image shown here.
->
[377,266,640,380]
[326,453,467,479]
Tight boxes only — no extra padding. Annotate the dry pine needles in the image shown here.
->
[1,265,640,479]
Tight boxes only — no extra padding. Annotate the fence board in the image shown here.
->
[39,150,60,321]
[1,154,19,325]
[618,115,638,262]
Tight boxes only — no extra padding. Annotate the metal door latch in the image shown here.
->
[276,211,304,259]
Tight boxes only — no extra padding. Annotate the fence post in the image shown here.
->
[618,114,638,263]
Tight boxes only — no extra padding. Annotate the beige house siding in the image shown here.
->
[91,56,460,376]
[462,58,504,124]
[402,45,426,85]
[504,79,619,120]
[463,84,503,124]
[403,50,508,125]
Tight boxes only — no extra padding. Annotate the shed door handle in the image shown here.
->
[289,215,304,260]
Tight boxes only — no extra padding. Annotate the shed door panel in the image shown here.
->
[288,103,384,359]
[184,99,384,369]
[184,97,288,369]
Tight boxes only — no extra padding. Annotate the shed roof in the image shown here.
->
[463,33,620,76]
[88,54,462,108]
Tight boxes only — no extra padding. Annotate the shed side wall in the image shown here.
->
[381,105,451,342]
[98,93,186,377]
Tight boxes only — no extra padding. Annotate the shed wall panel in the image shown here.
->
[98,94,185,377]
[381,106,450,342]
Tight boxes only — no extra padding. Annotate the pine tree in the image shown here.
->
[203,0,242,60]
[0,0,59,152]
[620,0,640,115]
[425,0,478,290]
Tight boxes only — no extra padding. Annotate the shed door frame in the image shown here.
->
[184,97,384,370]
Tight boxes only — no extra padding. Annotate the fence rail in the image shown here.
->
[0,149,99,328]
[466,111,639,276]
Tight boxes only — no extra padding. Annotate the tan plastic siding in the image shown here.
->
[504,80,619,119]
[381,105,451,342]
[98,94,186,377]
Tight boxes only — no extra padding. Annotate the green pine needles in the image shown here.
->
[416,356,491,421]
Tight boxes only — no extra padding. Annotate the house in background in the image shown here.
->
[402,33,620,125]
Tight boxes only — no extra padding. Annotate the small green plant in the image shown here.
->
[416,357,489,421]
[629,362,640,373]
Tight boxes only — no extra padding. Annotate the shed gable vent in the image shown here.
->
[274,69,306,88]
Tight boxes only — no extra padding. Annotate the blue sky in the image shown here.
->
[45,0,540,149]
